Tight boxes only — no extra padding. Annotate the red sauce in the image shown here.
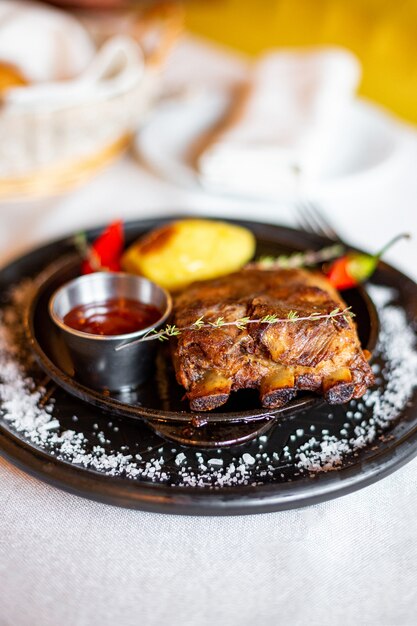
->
[63,298,161,336]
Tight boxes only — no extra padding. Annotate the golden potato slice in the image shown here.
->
[122,219,256,291]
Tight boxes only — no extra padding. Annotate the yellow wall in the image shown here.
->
[185,0,417,124]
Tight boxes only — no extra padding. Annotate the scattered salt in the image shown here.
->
[175,452,186,466]
[0,281,415,488]
[208,458,223,467]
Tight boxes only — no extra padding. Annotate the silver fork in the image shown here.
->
[295,199,346,245]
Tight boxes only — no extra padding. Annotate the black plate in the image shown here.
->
[26,247,378,447]
[0,216,416,515]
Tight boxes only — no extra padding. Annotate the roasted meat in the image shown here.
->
[172,268,374,411]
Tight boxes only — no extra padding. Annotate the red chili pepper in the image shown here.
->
[81,220,124,274]
[327,256,357,290]
[326,233,410,290]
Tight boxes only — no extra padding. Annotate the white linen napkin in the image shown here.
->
[198,48,361,197]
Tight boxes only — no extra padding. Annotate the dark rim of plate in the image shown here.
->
[0,216,416,514]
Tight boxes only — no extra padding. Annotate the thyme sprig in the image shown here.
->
[115,307,354,351]
[248,243,345,270]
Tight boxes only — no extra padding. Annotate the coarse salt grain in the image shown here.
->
[208,458,223,467]
[175,452,186,466]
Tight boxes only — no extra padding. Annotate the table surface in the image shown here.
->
[0,37,416,626]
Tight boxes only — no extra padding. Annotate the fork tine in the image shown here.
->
[303,201,340,241]
[300,202,334,240]
[296,200,342,242]
[296,201,328,238]
[295,203,316,235]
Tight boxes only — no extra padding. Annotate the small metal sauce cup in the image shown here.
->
[49,272,172,392]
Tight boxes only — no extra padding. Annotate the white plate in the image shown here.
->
[135,88,402,200]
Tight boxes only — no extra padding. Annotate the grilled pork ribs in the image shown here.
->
[172,268,374,411]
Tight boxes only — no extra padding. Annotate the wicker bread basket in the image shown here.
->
[0,3,183,199]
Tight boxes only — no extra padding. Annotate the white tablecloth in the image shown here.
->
[0,38,416,626]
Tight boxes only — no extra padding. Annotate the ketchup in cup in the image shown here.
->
[49,272,172,392]
[64,298,162,336]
